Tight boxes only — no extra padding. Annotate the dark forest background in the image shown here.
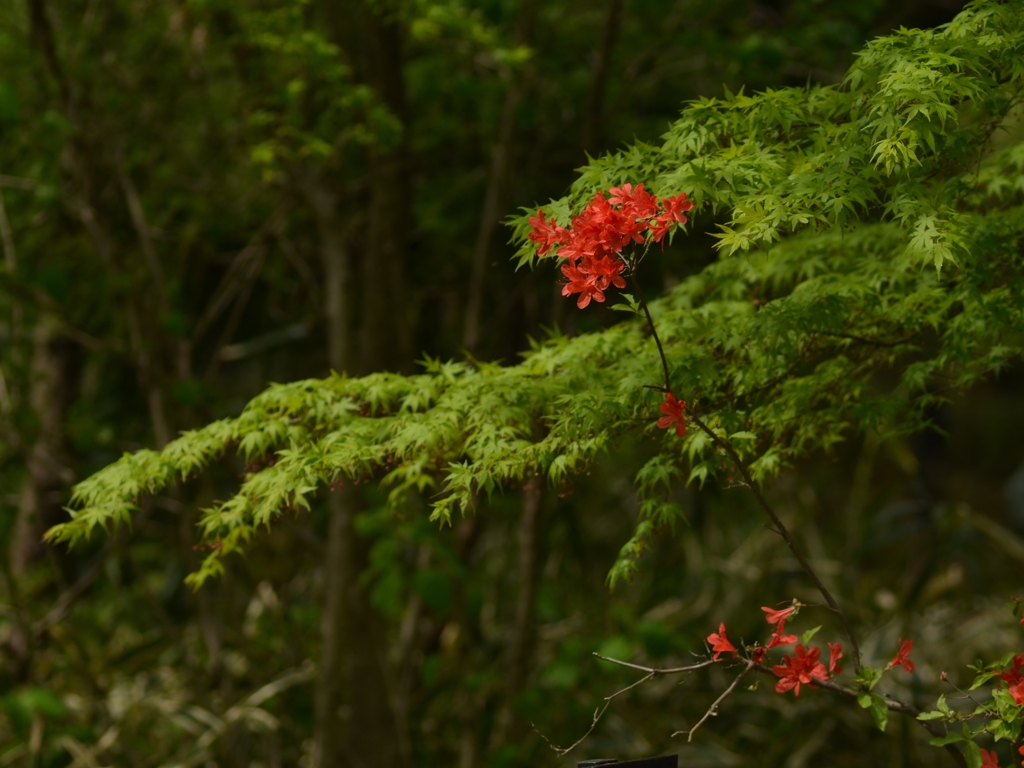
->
[5,1,1024,767]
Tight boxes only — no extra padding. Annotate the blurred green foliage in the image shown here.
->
[6,1,1024,768]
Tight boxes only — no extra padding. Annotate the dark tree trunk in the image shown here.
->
[462,0,540,354]
[358,6,412,374]
[10,318,76,576]
[489,482,543,751]
[582,0,626,156]
[304,7,412,756]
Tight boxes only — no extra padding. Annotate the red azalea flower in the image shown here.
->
[772,644,828,697]
[751,646,767,663]
[1010,680,1024,706]
[659,192,695,224]
[1002,653,1024,685]
[657,392,687,438]
[560,263,606,309]
[707,623,737,660]
[888,638,915,673]
[648,217,674,244]
[609,182,659,220]
[527,211,567,257]
[762,605,796,625]
[981,748,1002,768]
[1018,744,1024,765]
[828,642,843,675]
[766,618,798,649]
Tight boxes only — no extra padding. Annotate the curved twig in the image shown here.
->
[536,655,718,757]
[688,412,862,674]
[626,268,863,672]
[629,274,672,394]
[674,660,755,741]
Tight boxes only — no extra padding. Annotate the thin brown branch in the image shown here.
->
[0,272,113,353]
[674,660,755,741]
[29,0,71,106]
[750,665,967,768]
[118,161,168,315]
[204,247,267,380]
[593,654,717,675]
[626,274,862,674]
[629,274,672,393]
[537,655,718,757]
[190,243,267,346]
[190,204,286,349]
[536,670,654,757]
[689,412,862,674]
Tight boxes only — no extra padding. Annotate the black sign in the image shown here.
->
[578,756,678,768]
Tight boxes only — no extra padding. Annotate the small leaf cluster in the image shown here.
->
[917,654,1024,765]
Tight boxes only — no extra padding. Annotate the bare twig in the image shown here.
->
[537,655,718,757]
[941,673,997,716]
[118,160,169,316]
[537,671,656,758]
[673,660,755,741]
[190,205,287,349]
[593,654,716,676]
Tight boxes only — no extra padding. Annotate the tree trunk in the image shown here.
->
[304,166,405,767]
[489,482,543,751]
[462,0,540,354]
[305,176,354,767]
[358,6,412,375]
[312,488,356,767]
[582,0,626,156]
[308,3,416,763]
[9,317,76,576]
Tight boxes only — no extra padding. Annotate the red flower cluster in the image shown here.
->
[527,184,694,309]
[1001,652,1024,705]
[772,644,830,696]
[981,749,1002,768]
